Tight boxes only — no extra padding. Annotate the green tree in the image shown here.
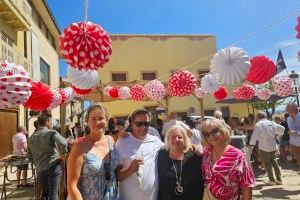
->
[250,99,284,119]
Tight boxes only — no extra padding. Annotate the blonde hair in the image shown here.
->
[164,125,191,153]
[214,110,223,119]
[200,118,232,145]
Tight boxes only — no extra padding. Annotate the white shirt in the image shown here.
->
[148,127,162,140]
[12,132,27,156]
[287,113,300,147]
[161,119,190,136]
[115,133,164,200]
[250,119,285,152]
[191,128,202,146]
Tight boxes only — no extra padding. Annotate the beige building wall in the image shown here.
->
[96,35,249,119]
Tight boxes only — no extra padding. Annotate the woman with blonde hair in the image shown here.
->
[157,125,204,200]
[67,104,118,200]
[201,118,255,200]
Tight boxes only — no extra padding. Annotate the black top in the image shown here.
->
[157,149,204,200]
[281,120,290,141]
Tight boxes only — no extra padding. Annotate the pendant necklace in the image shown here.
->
[172,160,184,195]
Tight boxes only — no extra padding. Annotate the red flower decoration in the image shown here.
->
[272,76,293,97]
[213,86,228,100]
[72,86,93,96]
[23,82,53,111]
[296,16,300,39]
[246,56,276,84]
[168,70,197,97]
[130,85,145,101]
[48,88,62,110]
[233,84,255,100]
[60,21,112,70]
[59,88,67,104]
[108,86,119,98]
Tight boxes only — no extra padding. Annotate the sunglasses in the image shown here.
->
[202,128,220,139]
[134,121,151,127]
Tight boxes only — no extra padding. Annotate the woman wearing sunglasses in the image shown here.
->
[157,125,204,200]
[67,104,118,200]
[201,118,255,200]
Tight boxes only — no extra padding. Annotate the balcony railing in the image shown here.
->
[9,0,32,22]
[0,39,33,75]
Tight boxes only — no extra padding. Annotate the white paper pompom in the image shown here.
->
[118,86,131,100]
[144,80,166,101]
[201,74,220,93]
[67,66,98,89]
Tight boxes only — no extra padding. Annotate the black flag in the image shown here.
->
[276,49,287,75]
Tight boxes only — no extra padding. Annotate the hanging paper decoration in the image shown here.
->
[296,16,300,39]
[272,76,293,97]
[103,86,112,96]
[60,21,112,70]
[48,88,62,110]
[67,66,98,89]
[201,73,220,94]
[62,87,75,104]
[256,88,272,101]
[59,88,67,104]
[194,87,205,99]
[23,82,53,111]
[168,70,197,97]
[210,47,250,85]
[108,86,119,98]
[233,84,255,100]
[213,86,228,100]
[144,80,166,101]
[0,61,32,108]
[130,85,145,101]
[246,56,276,84]
[118,86,131,100]
[72,86,93,96]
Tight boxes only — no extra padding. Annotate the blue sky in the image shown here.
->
[47,0,300,77]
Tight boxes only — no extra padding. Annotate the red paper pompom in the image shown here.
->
[59,89,67,104]
[233,84,255,100]
[48,88,62,110]
[130,85,145,101]
[72,86,93,96]
[23,82,53,111]
[168,70,197,97]
[108,86,119,98]
[296,16,300,39]
[213,86,228,100]
[246,56,276,84]
[272,76,293,97]
[60,21,112,70]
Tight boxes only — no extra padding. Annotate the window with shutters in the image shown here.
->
[111,72,127,81]
[141,72,156,80]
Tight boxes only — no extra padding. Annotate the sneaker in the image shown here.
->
[264,180,276,186]
[275,180,283,185]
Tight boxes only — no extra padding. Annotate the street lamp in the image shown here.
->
[289,70,299,107]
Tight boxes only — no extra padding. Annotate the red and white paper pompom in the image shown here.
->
[60,21,112,70]
[256,88,272,101]
[108,86,119,98]
[194,87,205,99]
[233,84,255,100]
[144,80,166,101]
[0,61,32,108]
[247,56,276,84]
[62,87,75,104]
[201,73,220,94]
[72,86,93,97]
[48,88,62,110]
[168,70,197,97]
[118,86,131,100]
[103,86,112,96]
[272,76,294,97]
[130,85,145,101]
[213,86,228,100]
[23,82,53,111]
[296,16,300,39]
[67,66,98,89]
[59,88,67,104]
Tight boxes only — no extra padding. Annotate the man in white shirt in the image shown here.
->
[115,109,164,200]
[250,111,285,185]
[161,112,190,137]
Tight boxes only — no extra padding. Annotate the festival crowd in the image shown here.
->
[11,102,300,200]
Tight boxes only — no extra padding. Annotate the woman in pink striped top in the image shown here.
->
[201,118,255,200]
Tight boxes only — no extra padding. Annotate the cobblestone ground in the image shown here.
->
[1,160,300,199]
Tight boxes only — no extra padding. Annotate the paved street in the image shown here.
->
[1,160,300,199]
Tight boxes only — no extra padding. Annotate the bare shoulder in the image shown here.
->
[106,135,115,146]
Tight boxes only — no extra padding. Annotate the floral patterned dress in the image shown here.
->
[202,146,255,200]
[78,136,118,200]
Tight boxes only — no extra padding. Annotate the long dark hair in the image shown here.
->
[85,104,109,134]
